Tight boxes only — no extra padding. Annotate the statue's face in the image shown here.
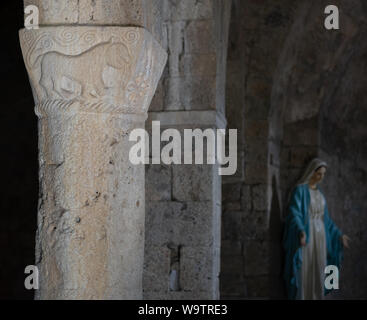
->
[311,166,327,184]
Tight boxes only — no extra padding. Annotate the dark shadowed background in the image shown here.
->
[0,0,37,300]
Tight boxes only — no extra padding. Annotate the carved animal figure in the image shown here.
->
[39,42,132,101]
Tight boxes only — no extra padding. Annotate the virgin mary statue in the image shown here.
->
[283,158,350,300]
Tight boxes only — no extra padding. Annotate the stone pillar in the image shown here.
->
[143,0,231,299]
[144,111,226,299]
[19,2,167,299]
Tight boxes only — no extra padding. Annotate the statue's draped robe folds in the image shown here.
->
[283,184,343,300]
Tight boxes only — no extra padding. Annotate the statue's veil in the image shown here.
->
[283,158,328,220]
[295,158,328,186]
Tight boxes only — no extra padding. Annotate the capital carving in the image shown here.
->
[19,26,167,117]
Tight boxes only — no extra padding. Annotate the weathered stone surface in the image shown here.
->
[20,25,167,299]
[172,165,213,202]
[221,240,243,257]
[252,184,271,212]
[244,241,270,277]
[145,201,214,247]
[180,246,217,295]
[143,245,171,293]
[244,276,271,299]
[220,274,247,299]
[244,140,269,164]
[222,211,242,241]
[24,0,165,45]
[240,185,252,212]
[220,254,244,277]
[244,162,268,185]
[185,20,216,54]
[146,164,171,201]
[165,75,217,111]
[241,211,269,241]
[222,183,241,203]
[168,0,214,21]
[244,120,269,139]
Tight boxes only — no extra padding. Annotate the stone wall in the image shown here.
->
[221,0,367,299]
[221,0,295,299]
[319,28,367,298]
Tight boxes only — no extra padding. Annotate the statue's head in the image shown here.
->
[296,158,328,187]
[304,158,328,186]
[310,165,327,185]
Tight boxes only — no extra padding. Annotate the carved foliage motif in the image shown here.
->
[19,26,168,116]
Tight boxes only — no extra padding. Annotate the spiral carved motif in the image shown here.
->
[56,28,78,45]
[123,30,140,44]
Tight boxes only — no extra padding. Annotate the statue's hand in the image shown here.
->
[300,231,307,247]
[341,235,351,249]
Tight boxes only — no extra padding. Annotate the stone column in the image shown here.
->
[19,6,167,299]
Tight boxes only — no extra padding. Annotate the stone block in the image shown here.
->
[181,76,217,110]
[244,95,270,121]
[222,211,243,241]
[244,240,270,277]
[219,274,247,299]
[241,210,269,241]
[172,165,213,202]
[223,202,241,212]
[180,246,214,293]
[252,184,270,212]
[245,276,272,299]
[240,184,252,212]
[222,183,242,203]
[146,164,171,201]
[164,76,216,110]
[245,120,269,139]
[143,245,171,292]
[179,53,217,77]
[220,254,245,277]
[283,118,318,147]
[168,0,214,21]
[145,201,214,247]
[246,75,271,100]
[289,147,318,168]
[244,140,269,164]
[149,74,166,112]
[221,240,243,257]
[244,162,268,185]
[185,20,216,54]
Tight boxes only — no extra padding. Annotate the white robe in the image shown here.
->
[299,187,327,300]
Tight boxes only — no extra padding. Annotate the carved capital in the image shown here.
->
[19,26,167,117]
